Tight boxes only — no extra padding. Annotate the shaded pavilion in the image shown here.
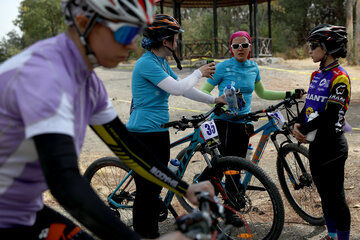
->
[157,0,273,59]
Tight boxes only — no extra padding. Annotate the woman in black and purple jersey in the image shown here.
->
[293,24,351,240]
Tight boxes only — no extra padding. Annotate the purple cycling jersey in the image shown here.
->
[0,33,117,227]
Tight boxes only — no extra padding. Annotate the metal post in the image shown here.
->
[249,0,253,58]
[213,0,218,58]
[160,0,164,14]
[172,0,183,60]
[254,0,259,58]
[268,0,272,56]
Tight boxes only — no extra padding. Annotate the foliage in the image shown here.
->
[0,31,25,63]
[272,0,346,58]
[14,0,66,46]
[0,0,354,62]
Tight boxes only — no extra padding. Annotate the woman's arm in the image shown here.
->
[254,80,288,100]
[157,70,202,95]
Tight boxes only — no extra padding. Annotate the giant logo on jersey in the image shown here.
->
[319,78,329,87]
[306,94,328,102]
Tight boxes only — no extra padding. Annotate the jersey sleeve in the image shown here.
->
[136,57,172,85]
[88,73,118,125]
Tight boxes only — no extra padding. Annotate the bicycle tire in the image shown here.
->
[276,143,325,226]
[83,156,135,228]
[176,148,284,240]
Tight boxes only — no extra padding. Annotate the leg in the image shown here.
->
[130,131,170,239]
[215,120,251,158]
[309,136,350,240]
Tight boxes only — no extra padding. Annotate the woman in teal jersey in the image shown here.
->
[127,14,225,239]
[201,30,305,159]
[293,24,351,240]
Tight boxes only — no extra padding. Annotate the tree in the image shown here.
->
[0,30,25,63]
[355,0,360,64]
[14,0,66,46]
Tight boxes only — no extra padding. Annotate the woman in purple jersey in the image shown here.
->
[0,1,215,240]
[293,24,351,240]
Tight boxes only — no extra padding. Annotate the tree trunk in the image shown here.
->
[346,0,354,63]
[355,0,360,64]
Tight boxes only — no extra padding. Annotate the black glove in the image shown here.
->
[286,89,306,99]
[293,88,306,99]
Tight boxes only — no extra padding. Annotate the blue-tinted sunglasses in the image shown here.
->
[98,18,143,45]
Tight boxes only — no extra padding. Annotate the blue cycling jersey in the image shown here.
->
[127,51,178,132]
[206,58,261,122]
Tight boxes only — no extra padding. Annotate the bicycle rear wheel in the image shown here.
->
[83,156,135,228]
[277,143,325,225]
[176,148,284,240]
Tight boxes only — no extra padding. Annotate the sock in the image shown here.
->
[328,232,337,239]
[336,230,350,240]
[325,217,337,238]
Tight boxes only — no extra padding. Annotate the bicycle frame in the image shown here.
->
[107,126,209,218]
[243,114,308,189]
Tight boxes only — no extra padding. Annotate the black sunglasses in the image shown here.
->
[309,42,320,50]
[231,43,251,50]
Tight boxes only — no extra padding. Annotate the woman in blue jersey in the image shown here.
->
[127,14,225,239]
[201,30,305,159]
[0,1,215,240]
[293,24,351,240]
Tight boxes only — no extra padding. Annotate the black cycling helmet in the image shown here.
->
[307,24,347,58]
[143,14,184,41]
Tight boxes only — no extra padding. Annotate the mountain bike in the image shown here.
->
[180,96,324,226]
[84,103,285,240]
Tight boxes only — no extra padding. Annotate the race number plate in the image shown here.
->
[268,111,286,128]
[200,120,218,140]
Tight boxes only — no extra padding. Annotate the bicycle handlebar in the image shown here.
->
[176,192,225,240]
[231,96,302,122]
[161,103,225,130]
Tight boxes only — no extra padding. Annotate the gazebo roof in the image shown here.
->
[157,0,270,8]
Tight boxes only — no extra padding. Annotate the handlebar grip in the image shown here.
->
[161,121,179,129]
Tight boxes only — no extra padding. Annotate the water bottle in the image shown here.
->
[168,158,180,174]
[246,143,254,160]
[306,111,319,142]
[224,84,238,114]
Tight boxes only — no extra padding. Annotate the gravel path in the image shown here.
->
[46,58,360,239]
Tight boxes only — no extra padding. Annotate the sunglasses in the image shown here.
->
[98,18,143,45]
[231,43,251,49]
[309,42,320,50]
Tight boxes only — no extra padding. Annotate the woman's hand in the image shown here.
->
[198,62,216,80]
[215,94,226,104]
[184,181,215,206]
[292,123,309,143]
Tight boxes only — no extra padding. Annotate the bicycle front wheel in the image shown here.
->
[277,143,325,225]
[83,156,135,228]
[176,149,284,240]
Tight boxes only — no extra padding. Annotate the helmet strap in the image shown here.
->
[165,46,182,70]
[66,2,99,67]
[320,42,328,68]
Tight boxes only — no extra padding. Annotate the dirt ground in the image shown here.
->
[45,58,360,239]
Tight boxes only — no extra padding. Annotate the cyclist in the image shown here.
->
[293,24,351,240]
[0,1,214,239]
[126,14,226,239]
[200,30,305,159]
